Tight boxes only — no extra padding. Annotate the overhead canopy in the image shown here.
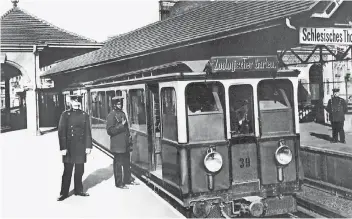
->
[41,1,319,77]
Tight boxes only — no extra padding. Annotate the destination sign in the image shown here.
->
[299,27,352,45]
[209,56,278,73]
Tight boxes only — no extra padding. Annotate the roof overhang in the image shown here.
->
[41,22,284,78]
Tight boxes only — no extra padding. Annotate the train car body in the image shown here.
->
[71,56,303,218]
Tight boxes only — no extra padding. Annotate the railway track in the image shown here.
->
[93,143,347,218]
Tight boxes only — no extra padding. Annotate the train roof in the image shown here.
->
[91,60,209,85]
[89,58,300,87]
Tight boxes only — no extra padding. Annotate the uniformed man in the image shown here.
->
[57,95,92,201]
[106,96,138,189]
[326,88,348,143]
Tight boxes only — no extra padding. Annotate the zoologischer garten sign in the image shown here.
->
[209,56,278,73]
[299,27,352,45]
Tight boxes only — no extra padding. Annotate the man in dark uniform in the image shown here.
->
[57,95,92,201]
[327,88,348,143]
[106,96,138,189]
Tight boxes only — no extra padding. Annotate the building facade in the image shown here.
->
[1,1,103,133]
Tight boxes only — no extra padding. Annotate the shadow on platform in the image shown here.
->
[309,132,332,142]
[68,164,114,196]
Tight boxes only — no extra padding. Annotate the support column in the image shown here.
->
[26,45,41,135]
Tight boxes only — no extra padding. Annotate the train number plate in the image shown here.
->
[239,157,251,168]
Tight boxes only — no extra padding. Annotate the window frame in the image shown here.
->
[228,84,255,137]
[160,87,178,142]
[128,88,147,133]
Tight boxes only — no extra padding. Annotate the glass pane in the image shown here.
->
[258,80,292,110]
[257,79,294,136]
[161,88,177,141]
[98,91,106,120]
[91,92,98,118]
[229,85,254,136]
[106,91,115,114]
[186,82,225,142]
[129,89,147,132]
[186,83,221,113]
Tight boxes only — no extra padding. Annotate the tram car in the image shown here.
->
[67,56,303,218]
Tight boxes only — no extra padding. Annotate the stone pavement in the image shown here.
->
[0,129,184,218]
[300,122,352,155]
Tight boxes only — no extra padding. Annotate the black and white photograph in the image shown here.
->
[1,0,352,218]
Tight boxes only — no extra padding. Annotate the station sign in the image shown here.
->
[209,56,278,73]
[299,27,352,45]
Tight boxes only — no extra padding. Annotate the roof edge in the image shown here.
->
[41,22,282,78]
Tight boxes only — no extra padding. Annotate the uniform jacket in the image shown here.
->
[106,109,130,153]
[327,96,348,122]
[58,109,92,163]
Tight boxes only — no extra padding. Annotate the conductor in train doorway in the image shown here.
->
[57,95,92,201]
[327,88,348,144]
[106,96,138,189]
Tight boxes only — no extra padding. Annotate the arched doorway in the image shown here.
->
[1,63,27,132]
[309,64,325,123]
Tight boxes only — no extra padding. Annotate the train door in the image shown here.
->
[228,84,258,184]
[146,83,162,178]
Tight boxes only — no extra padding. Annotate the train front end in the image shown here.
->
[184,56,302,218]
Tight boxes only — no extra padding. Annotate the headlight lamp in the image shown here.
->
[204,148,223,173]
[275,145,293,166]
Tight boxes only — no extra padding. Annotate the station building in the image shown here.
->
[41,0,352,127]
[0,0,103,133]
[2,1,351,134]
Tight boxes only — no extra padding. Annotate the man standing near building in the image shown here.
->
[327,88,348,143]
[106,96,138,189]
[57,95,92,201]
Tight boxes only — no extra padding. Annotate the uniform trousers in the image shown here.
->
[60,163,84,196]
[113,152,131,186]
[331,121,345,142]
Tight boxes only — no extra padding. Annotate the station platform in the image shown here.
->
[0,129,184,218]
[300,122,352,157]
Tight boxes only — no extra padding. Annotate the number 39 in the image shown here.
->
[239,158,250,168]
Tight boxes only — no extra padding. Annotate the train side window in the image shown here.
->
[229,85,254,136]
[129,89,147,132]
[186,83,224,114]
[186,82,226,142]
[161,87,177,141]
[258,80,293,110]
[98,91,107,120]
[64,94,71,110]
[257,79,294,136]
[91,92,98,118]
[106,90,115,114]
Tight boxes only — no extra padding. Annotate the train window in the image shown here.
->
[258,80,293,110]
[258,79,294,136]
[186,83,224,114]
[116,90,122,96]
[64,94,71,110]
[229,85,254,136]
[106,90,115,114]
[186,82,226,142]
[98,91,107,120]
[129,89,147,132]
[161,87,177,141]
[91,92,98,118]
